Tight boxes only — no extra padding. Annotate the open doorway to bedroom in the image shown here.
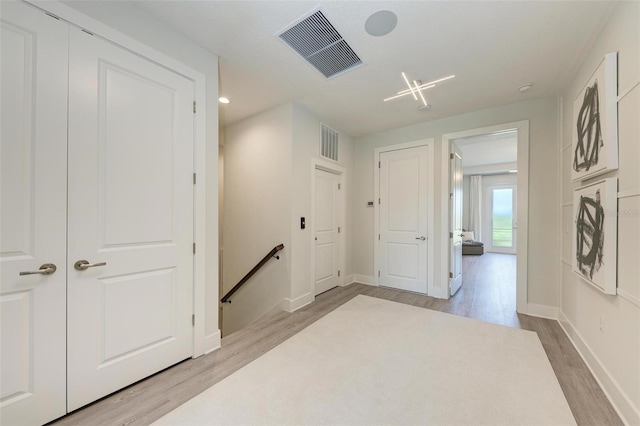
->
[443,121,529,324]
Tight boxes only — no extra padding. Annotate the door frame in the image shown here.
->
[449,143,463,296]
[374,139,435,295]
[26,0,214,356]
[441,121,529,313]
[310,159,346,300]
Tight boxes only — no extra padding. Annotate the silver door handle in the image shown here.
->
[415,236,426,241]
[74,260,107,271]
[20,263,57,276]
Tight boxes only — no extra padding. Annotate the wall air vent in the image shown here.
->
[320,124,339,162]
[278,10,363,79]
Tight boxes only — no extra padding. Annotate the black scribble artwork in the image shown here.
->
[575,190,605,280]
[574,80,603,173]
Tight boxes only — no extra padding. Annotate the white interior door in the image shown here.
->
[66,27,195,410]
[0,4,68,424]
[379,146,429,294]
[450,144,463,296]
[314,169,341,296]
[484,184,517,254]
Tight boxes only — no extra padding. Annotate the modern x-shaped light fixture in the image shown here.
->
[384,72,455,108]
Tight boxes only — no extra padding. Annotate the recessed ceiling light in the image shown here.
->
[518,84,533,93]
[365,10,397,37]
[218,97,230,104]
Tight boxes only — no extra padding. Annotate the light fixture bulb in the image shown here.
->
[384,73,454,107]
[518,84,533,93]
[218,97,230,104]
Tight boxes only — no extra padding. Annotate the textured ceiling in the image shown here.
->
[69,1,616,138]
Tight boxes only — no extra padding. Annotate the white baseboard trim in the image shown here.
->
[283,293,314,313]
[353,274,377,286]
[344,274,356,286]
[558,311,639,425]
[526,303,558,320]
[202,330,221,355]
[429,287,449,300]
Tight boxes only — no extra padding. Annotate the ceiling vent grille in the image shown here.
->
[278,10,363,79]
[320,124,339,162]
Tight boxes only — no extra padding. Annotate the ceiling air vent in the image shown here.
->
[278,10,363,79]
[320,124,339,162]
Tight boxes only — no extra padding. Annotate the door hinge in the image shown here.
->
[378,198,381,205]
[378,161,381,168]
[193,243,196,254]
[378,234,380,241]
[450,153,454,160]
[193,101,197,113]
[449,272,453,279]
[338,270,341,277]
[449,232,453,238]
[378,270,380,277]
[337,226,341,233]
[193,173,196,185]
[338,183,341,190]
[450,192,453,199]
[192,314,195,326]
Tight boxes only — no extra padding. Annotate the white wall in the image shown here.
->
[559,2,639,423]
[56,0,221,350]
[353,96,559,308]
[223,104,293,335]
[218,137,224,332]
[290,105,354,307]
[222,102,355,333]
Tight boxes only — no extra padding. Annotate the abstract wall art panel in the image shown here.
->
[571,52,618,182]
[572,178,618,295]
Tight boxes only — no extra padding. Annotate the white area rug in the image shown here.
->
[154,295,575,425]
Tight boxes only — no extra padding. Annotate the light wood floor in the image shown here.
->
[50,253,621,426]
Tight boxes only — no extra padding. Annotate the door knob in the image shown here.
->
[20,263,57,276]
[74,260,107,271]
[415,236,426,241]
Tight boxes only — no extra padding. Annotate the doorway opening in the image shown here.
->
[442,121,529,315]
[484,182,517,254]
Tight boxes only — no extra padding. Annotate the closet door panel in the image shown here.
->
[67,27,195,411]
[0,3,68,425]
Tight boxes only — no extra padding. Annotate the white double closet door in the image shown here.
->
[1,3,195,424]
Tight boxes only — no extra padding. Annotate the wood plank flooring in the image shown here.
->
[50,253,621,426]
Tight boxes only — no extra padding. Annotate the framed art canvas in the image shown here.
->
[571,52,618,182]
[572,178,617,295]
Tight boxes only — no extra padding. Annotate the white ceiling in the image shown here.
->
[455,132,517,168]
[68,1,615,138]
